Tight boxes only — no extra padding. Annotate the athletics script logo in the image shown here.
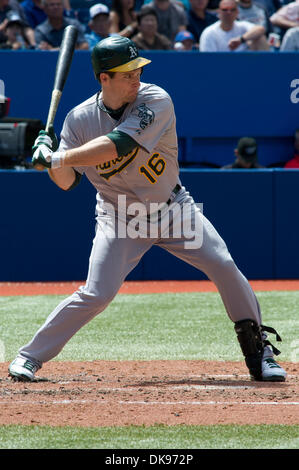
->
[96,148,139,180]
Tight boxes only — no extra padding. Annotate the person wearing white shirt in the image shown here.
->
[270,0,299,32]
[280,25,299,50]
[200,0,269,50]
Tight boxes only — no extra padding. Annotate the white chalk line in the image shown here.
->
[56,374,296,383]
[54,385,255,391]
[171,385,254,390]
[119,401,299,406]
[0,399,298,406]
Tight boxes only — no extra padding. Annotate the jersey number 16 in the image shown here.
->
[139,153,166,184]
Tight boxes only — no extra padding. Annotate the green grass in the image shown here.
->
[0,291,298,362]
[0,424,298,449]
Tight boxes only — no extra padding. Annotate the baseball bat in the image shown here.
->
[35,25,78,171]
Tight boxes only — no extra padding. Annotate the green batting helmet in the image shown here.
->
[91,36,151,77]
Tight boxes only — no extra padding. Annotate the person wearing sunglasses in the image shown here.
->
[199,0,269,50]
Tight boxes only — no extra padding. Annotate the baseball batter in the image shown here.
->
[9,36,286,382]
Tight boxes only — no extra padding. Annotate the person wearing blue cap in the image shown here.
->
[174,29,196,49]
[85,3,115,49]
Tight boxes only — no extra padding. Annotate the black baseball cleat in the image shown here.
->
[234,319,287,382]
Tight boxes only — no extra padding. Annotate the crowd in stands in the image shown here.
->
[1,0,299,51]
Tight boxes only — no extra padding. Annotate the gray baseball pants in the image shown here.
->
[18,188,262,368]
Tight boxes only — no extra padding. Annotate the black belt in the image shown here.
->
[146,184,182,222]
[166,184,181,205]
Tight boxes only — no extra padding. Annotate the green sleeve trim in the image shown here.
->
[107,130,139,157]
[66,170,82,191]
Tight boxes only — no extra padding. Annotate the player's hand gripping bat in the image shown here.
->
[34,25,78,171]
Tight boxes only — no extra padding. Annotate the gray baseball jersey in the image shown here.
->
[17,81,265,367]
[59,82,180,211]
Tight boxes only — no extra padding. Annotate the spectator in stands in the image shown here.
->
[1,0,27,24]
[221,137,265,168]
[0,0,10,42]
[254,0,280,17]
[35,0,89,49]
[280,24,299,48]
[284,129,299,168]
[131,5,172,49]
[141,0,188,43]
[142,0,191,10]
[270,0,299,34]
[187,0,218,46]
[237,0,272,34]
[200,0,269,50]
[20,0,73,29]
[207,0,220,10]
[21,0,47,28]
[109,0,138,38]
[0,0,36,47]
[0,11,28,48]
[174,29,196,49]
[85,3,113,48]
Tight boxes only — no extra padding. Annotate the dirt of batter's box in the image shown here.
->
[0,360,298,427]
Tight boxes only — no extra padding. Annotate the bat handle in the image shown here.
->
[34,89,62,171]
[45,89,62,132]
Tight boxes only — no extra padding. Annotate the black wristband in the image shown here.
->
[240,35,246,43]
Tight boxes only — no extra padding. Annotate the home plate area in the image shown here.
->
[0,360,298,427]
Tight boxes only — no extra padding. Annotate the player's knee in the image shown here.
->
[212,252,236,273]
[221,256,237,272]
[205,254,238,281]
[77,286,116,312]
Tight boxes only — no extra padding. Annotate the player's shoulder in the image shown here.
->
[65,93,98,122]
[138,82,173,103]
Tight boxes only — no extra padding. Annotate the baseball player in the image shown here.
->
[9,36,286,382]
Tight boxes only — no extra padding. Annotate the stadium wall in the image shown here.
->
[0,168,298,281]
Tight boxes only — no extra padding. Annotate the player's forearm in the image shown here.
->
[60,136,117,168]
[48,166,77,190]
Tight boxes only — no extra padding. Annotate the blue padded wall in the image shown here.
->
[1,169,298,281]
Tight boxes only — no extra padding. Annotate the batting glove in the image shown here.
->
[32,143,53,168]
[32,126,60,169]
[32,131,52,150]
[32,126,58,152]
[32,146,66,169]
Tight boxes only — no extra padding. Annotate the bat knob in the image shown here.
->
[34,164,46,172]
